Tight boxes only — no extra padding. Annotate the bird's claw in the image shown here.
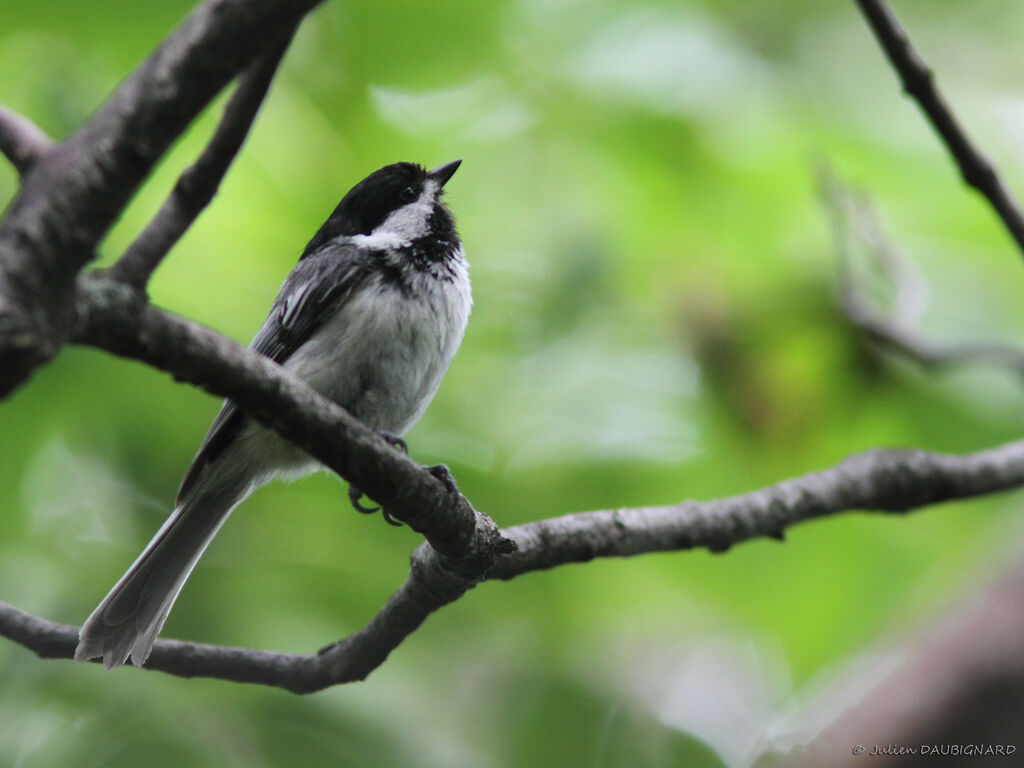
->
[348,485,404,526]
[427,463,459,495]
[379,430,408,453]
[347,439,454,528]
[348,484,379,514]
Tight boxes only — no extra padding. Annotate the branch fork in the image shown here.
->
[1,0,1024,696]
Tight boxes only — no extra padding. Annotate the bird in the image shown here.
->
[75,160,470,669]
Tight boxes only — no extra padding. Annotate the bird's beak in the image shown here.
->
[429,159,462,187]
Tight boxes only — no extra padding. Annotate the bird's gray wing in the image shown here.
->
[176,247,369,503]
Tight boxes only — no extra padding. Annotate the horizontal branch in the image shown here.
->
[35,272,1024,690]
[0,105,52,175]
[3,432,1023,692]
[0,544,472,693]
[854,0,1024,257]
[3,0,1020,693]
[488,439,1024,579]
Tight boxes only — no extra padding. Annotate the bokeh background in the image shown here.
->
[2,0,1024,765]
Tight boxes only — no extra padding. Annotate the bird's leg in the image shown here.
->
[348,430,409,526]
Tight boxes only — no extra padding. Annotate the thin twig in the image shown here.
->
[854,0,1024,257]
[819,166,1024,377]
[3,438,1023,692]
[107,33,295,288]
[0,105,52,175]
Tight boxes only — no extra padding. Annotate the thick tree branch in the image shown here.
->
[3,436,1022,692]
[0,0,324,398]
[853,0,1024,257]
[0,105,52,175]
[73,274,515,568]
[107,34,294,289]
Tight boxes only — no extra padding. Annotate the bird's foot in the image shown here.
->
[426,463,459,496]
[347,437,458,527]
[345,430,410,527]
[379,430,407,453]
[348,484,403,526]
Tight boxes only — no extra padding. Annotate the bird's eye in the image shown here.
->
[399,185,417,202]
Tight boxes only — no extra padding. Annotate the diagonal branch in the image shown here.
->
[819,166,1024,377]
[72,274,515,567]
[1,0,1020,700]
[0,105,52,176]
[0,0,325,399]
[36,271,1022,691]
[107,33,295,289]
[853,0,1024,257]
[3,437,1023,692]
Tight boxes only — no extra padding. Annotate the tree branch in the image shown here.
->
[73,274,515,567]
[0,105,52,175]
[21,269,1015,692]
[853,0,1024,257]
[1,0,1021,702]
[487,440,1024,580]
[107,33,295,289]
[819,166,1024,377]
[3,436,1022,692]
[0,0,324,399]
[0,0,518,692]
[0,542,484,693]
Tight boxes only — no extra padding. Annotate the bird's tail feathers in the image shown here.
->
[75,483,242,669]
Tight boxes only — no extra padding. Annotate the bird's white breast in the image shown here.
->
[284,248,471,436]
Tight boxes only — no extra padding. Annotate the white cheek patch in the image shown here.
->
[369,180,440,245]
[348,230,407,250]
[339,180,444,251]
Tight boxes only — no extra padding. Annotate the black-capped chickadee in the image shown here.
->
[76,160,470,669]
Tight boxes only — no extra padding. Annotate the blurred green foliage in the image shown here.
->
[2,0,1024,765]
